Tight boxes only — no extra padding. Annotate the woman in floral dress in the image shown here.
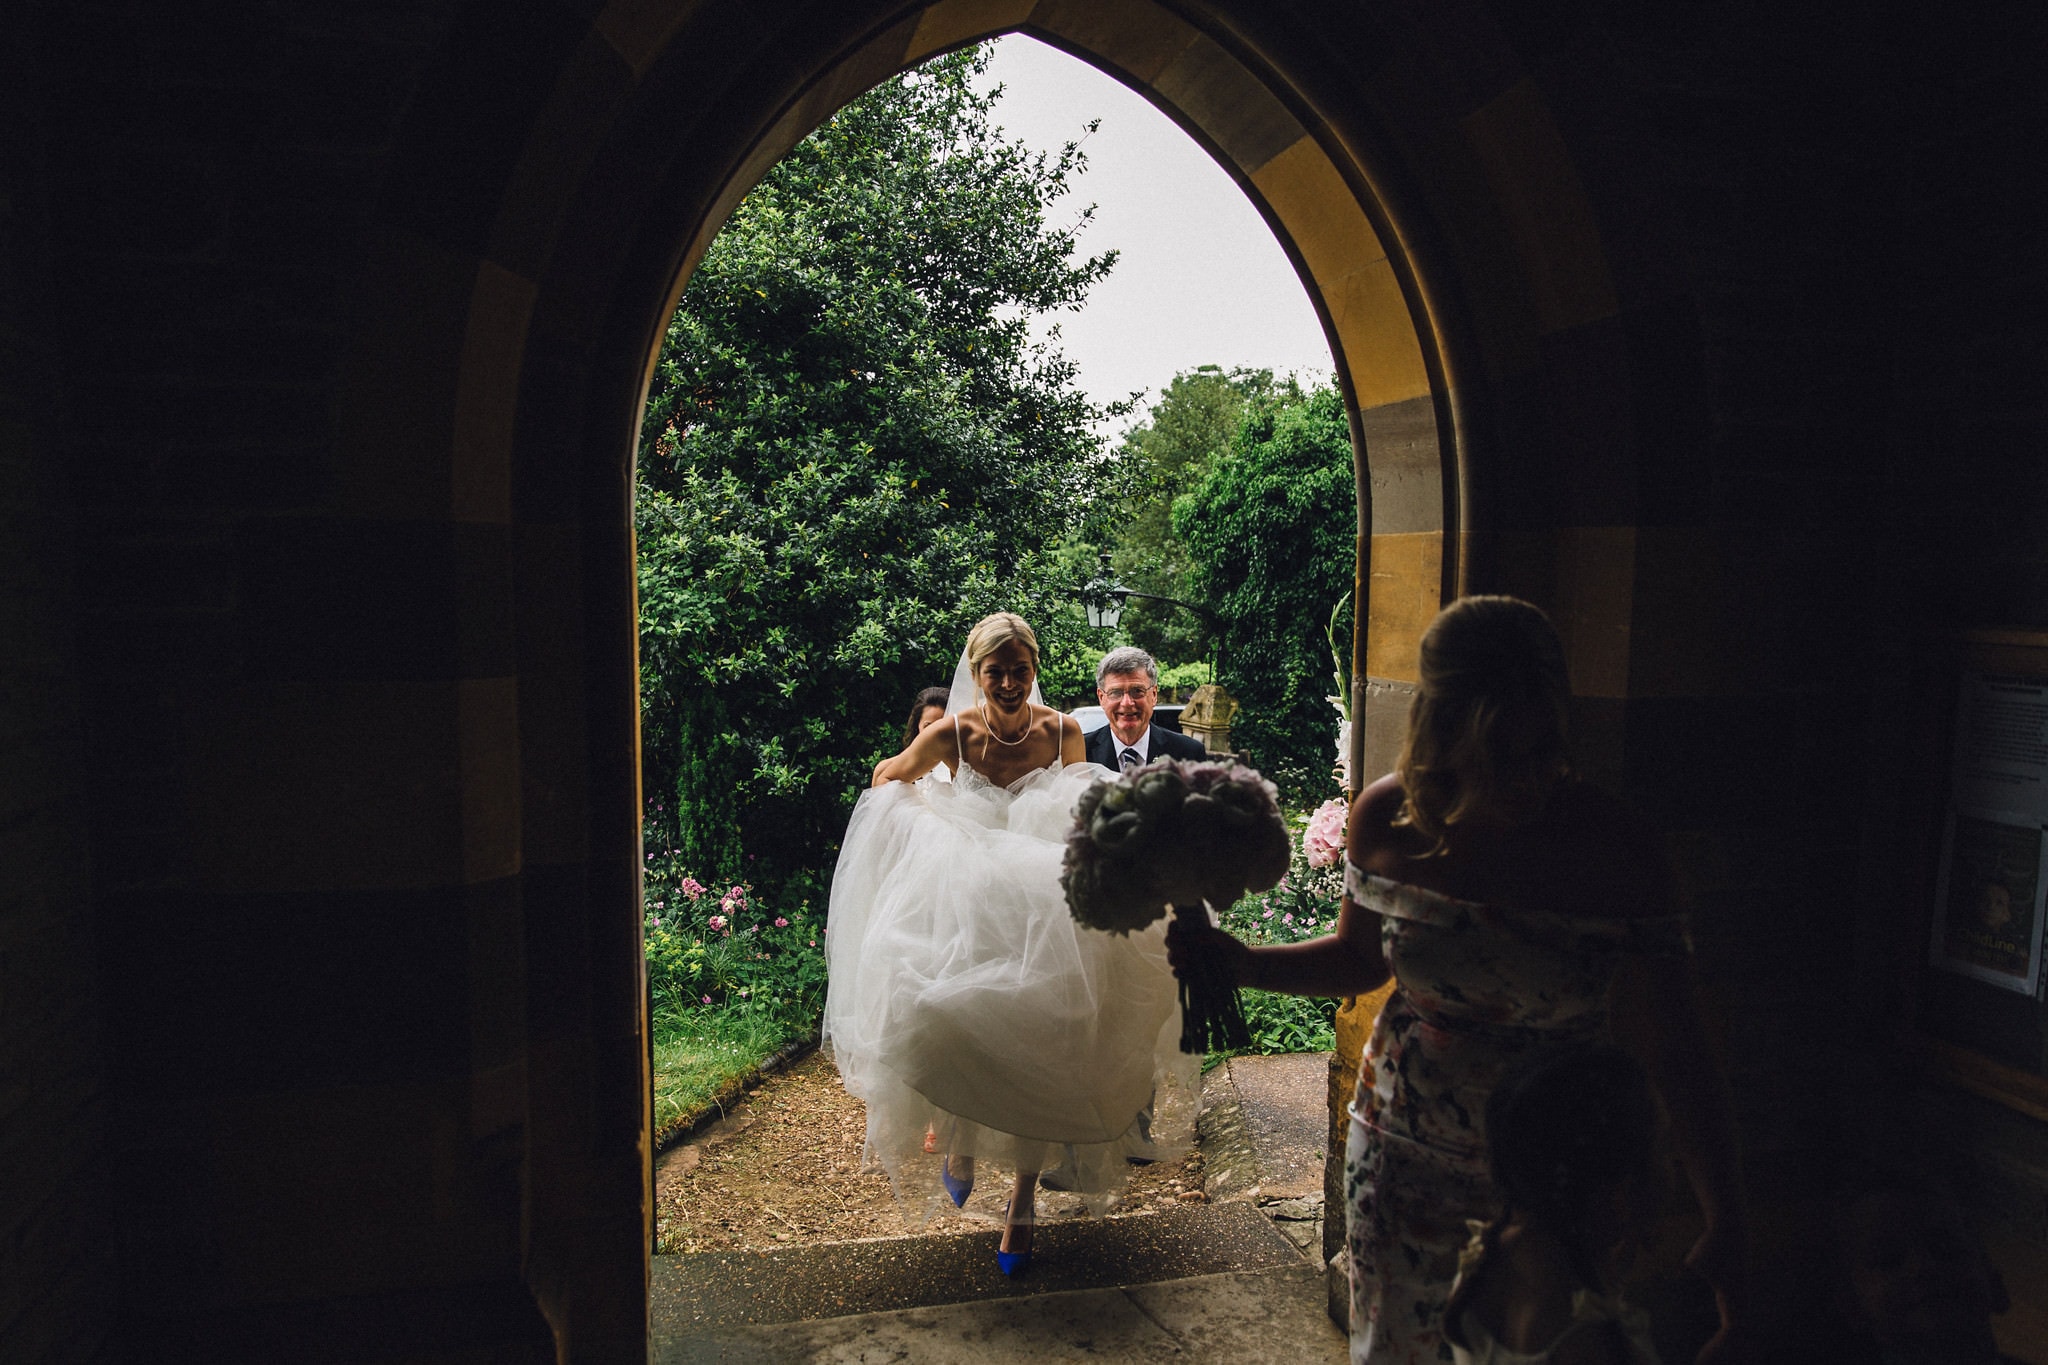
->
[1168,597,1745,1363]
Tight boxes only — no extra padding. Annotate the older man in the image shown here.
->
[1086,645,1208,772]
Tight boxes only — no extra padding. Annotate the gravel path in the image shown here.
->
[654,1050,1206,1254]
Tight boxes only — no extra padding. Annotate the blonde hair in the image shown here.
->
[1395,596,1571,850]
[964,611,1040,681]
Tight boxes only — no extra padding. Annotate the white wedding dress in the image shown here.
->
[824,719,1196,1213]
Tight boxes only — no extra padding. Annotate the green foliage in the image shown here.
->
[636,47,1121,887]
[1175,382,1356,803]
[643,836,826,1029]
[643,817,828,1133]
[1157,660,1212,692]
[1206,816,1347,1063]
[1101,367,1279,663]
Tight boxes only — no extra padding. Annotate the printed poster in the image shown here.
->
[1950,671,2048,823]
[1930,809,2047,996]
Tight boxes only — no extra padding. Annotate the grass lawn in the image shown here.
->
[651,1009,816,1136]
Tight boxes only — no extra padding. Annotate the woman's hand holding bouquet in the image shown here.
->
[1062,758,1290,1052]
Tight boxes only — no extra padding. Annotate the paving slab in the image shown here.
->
[1200,1053,1330,1202]
[657,1263,1346,1364]
[651,1200,1302,1339]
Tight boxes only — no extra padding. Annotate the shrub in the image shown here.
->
[1209,810,1347,1057]
[1157,660,1212,693]
[643,822,827,1034]
[1176,383,1355,806]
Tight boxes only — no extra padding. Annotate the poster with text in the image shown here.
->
[1930,809,2047,995]
[1952,672,2048,822]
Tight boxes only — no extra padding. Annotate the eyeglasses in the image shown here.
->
[1099,686,1155,701]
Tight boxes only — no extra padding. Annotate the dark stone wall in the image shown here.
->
[0,15,113,1360]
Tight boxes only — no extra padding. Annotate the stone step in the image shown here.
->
[654,1262,1346,1363]
[651,1201,1305,1338]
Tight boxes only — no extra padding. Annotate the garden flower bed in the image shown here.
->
[643,830,828,1137]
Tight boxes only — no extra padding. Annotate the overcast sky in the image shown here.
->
[973,36,1333,437]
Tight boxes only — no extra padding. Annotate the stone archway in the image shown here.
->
[345,0,1685,1350]
[639,0,1463,786]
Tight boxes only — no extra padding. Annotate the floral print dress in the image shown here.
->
[1341,867,1690,1364]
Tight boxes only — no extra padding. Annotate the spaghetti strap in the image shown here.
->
[954,713,965,771]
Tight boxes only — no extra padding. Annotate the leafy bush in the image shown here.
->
[1105,366,1280,664]
[643,805,831,1132]
[1176,383,1355,805]
[636,48,1123,895]
[1157,660,1212,693]
[643,819,827,1034]
[1208,812,1347,1058]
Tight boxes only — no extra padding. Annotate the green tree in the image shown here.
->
[1175,382,1355,803]
[636,48,1118,889]
[1104,366,1276,664]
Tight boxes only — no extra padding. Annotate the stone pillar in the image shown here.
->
[1323,980,1394,1326]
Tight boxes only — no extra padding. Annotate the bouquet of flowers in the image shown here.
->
[1062,757,1291,1053]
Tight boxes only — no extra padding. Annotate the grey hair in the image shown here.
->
[1096,646,1159,689]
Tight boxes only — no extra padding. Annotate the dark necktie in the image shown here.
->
[1120,747,1142,771]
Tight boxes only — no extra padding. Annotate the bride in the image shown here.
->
[824,612,1195,1274]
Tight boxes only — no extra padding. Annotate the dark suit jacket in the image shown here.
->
[1085,722,1209,772]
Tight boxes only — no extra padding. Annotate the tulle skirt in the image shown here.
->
[823,761,1196,1216]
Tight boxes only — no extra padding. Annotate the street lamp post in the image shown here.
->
[1077,557,1223,672]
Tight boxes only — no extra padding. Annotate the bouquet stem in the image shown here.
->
[1170,902,1252,1054]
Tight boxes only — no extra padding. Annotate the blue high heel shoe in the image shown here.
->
[940,1155,973,1208]
[996,1197,1033,1276]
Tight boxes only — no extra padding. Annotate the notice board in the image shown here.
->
[1917,631,2048,1121]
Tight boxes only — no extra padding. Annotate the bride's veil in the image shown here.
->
[943,642,1045,716]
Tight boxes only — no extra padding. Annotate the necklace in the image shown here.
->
[981,699,1032,746]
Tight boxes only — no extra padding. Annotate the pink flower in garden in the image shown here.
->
[681,877,706,899]
[1303,797,1347,868]
[1283,914,1294,925]
[1262,909,1274,919]
[700,995,712,1005]
[707,914,727,932]
[774,917,789,928]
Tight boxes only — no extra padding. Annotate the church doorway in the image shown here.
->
[622,0,1455,1331]
[366,0,1661,1346]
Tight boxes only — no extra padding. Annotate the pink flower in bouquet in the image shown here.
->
[707,914,727,932]
[681,877,706,900]
[1303,797,1347,868]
